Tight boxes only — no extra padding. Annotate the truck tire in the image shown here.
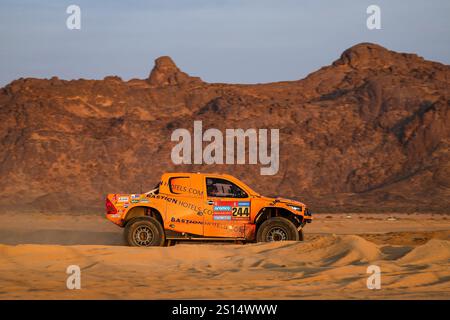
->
[256,217,300,242]
[299,229,304,241]
[124,217,165,247]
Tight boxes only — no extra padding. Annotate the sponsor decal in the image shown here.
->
[131,194,140,200]
[213,205,232,212]
[147,193,178,204]
[131,200,139,204]
[147,193,213,215]
[123,203,129,208]
[161,180,204,196]
[234,201,250,220]
[232,206,250,219]
[213,201,233,220]
[213,200,250,220]
[214,201,236,208]
[118,196,129,202]
[214,215,232,221]
[140,199,149,203]
[171,217,203,225]
[171,217,244,233]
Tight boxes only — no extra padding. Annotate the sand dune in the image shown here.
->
[398,240,450,264]
[0,213,449,299]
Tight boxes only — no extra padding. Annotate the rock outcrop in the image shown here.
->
[148,56,201,86]
[0,43,449,213]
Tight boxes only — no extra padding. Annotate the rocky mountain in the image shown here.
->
[0,43,449,213]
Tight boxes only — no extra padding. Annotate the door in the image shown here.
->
[164,175,204,236]
[203,177,252,238]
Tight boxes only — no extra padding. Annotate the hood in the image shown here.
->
[258,195,306,207]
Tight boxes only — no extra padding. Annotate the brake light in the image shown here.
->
[106,198,117,215]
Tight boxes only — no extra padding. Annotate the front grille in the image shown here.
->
[305,208,312,216]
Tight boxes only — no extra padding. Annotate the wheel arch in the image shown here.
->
[123,206,164,227]
[254,207,303,229]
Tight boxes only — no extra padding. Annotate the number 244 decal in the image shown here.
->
[232,207,249,217]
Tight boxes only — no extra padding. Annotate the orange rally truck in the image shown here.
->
[105,173,312,246]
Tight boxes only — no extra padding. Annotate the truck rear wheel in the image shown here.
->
[124,217,165,247]
[256,217,300,242]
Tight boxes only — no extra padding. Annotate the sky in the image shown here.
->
[0,0,449,86]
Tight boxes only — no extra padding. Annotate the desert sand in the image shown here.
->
[0,213,449,299]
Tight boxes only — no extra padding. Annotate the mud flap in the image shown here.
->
[244,224,256,240]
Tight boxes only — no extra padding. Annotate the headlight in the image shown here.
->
[288,205,303,212]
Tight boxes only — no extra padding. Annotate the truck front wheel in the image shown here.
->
[256,217,300,242]
[124,217,165,247]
